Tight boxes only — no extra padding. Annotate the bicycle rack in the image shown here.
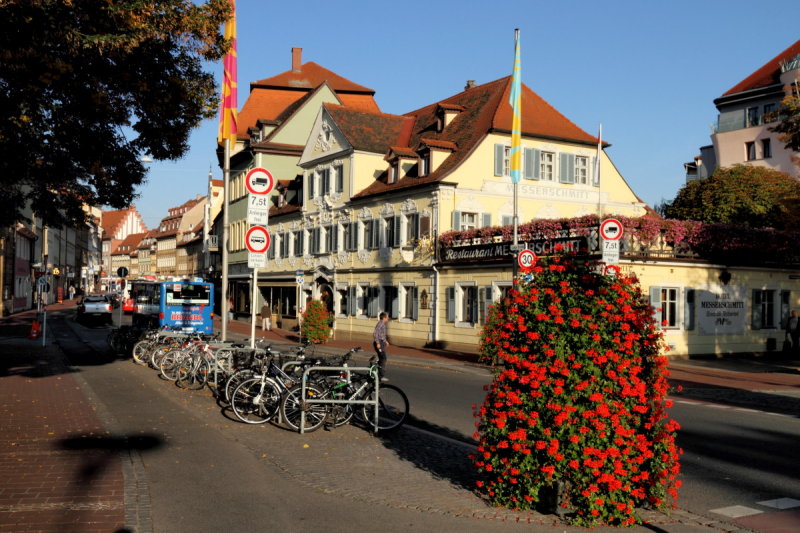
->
[299,365,380,435]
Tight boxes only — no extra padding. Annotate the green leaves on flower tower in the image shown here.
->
[474,251,681,526]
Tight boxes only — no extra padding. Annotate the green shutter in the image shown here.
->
[532,149,541,180]
[446,287,455,322]
[393,216,402,247]
[752,289,762,329]
[347,286,357,316]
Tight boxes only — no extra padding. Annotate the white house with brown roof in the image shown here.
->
[688,39,800,181]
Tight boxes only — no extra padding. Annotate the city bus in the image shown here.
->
[131,280,214,333]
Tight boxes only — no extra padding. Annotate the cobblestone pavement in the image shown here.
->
[0,330,127,532]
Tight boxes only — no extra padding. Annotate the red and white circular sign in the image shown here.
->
[245,226,271,253]
[599,218,624,241]
[517,249,537,269]
[245,167,274,195]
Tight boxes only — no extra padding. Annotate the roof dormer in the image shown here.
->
[435,103,465,132]
[384,146,419,183]
[417,138,457,175]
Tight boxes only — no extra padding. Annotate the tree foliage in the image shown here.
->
[0,0,231,228]
[770,93,800,158]
[662,164,800,229]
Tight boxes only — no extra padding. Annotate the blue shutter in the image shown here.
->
[592,156,600,186]
[649,286,662,329]
[532,149,541,180]
[494,144,505,176]
[684,289,695,330]
[523,148,534,180]
[481,213,491,228]
[451,211,461,231]
[411,287,419,321]
[559,153,575,183]
[446,286,455,322]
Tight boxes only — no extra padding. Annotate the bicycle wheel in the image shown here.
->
[361,383,409,431]
[159,350,185,381]
[177,358,209,390]
[230,378,281,424]
[280,383,328,433]
[131,340,151,365]
[224,369,254,404]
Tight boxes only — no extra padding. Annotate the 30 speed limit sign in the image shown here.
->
[517,249,537,269]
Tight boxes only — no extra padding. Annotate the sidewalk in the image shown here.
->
[0,299,127,532]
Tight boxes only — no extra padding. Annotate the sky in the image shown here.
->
[132,0,799,230]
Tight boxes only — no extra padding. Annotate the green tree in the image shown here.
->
[0,0,231,228]
[770,93,800,159]
[663,164,800,228]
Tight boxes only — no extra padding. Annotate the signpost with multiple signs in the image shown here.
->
[600,218,623,266]
[244,168,275,348]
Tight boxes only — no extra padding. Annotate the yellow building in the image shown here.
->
[223,58,800,358]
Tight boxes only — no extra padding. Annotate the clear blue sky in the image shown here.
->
[133,0,799,229]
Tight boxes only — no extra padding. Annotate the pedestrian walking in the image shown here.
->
[228,297,234,321]
[786,309,800,355]
[260,302,272,331]
[68,285,76,300]
[373,312,390,382]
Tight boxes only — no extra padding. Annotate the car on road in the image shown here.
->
[77,294,113,325]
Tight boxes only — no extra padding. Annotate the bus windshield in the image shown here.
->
[165,283,211,306]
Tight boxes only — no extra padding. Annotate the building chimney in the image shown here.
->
[292,47,302,72]
[464,80,475,90]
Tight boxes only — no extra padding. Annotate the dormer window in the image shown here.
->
[419,151,431,177]
[388,162,399,184]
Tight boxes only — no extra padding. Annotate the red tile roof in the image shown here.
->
[722,39,800,96]
[112,232,146,255]
[324,104,415,154]
[237,62,380,141]
[352,76,598,199]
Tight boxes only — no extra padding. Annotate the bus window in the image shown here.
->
[165,283,211,306]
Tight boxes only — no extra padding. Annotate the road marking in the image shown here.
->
[757,497,800,510]
[709,505,762,518]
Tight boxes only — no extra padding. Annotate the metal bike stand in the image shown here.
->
[299,365,380,435]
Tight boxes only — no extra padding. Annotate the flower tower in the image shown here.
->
[301,300,332,344]
[474,251,681,526]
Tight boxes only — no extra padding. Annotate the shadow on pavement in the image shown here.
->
[670,382,800,417]
[377,422,479,494]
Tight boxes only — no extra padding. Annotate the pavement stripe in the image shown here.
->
[758,498,800,510]
[709,505,762,518]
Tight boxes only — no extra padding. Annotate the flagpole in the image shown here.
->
[511,29,521,284]
[221,138,231,341]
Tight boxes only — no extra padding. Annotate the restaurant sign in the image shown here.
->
[441,236,586,263]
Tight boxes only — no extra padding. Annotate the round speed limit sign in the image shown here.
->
[517,249,537,269]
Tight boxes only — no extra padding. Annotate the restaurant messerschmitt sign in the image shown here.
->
[441,236,586,264]
[697,287,747,335]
